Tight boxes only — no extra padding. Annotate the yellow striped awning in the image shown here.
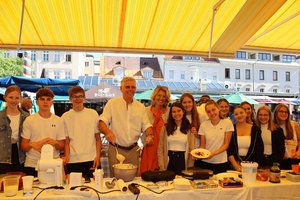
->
[0,0,299,57]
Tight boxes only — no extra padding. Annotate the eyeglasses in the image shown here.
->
[72,95,84,99]
[278,110,289,114]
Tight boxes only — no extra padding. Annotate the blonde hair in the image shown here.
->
[150,86,170,108]
[256,106,276,131]
[205,100,223,119]
[121,77,136,87]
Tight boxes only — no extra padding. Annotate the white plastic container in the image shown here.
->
[241,161,258,184]
[93,169,104,190]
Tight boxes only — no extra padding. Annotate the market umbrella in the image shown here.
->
[0,76,80,96]
[224,93,258,105]
[135,89,178,100]
[256,99,276,104]
[273,99,294,105]
[85,82,122,102]
[292,98,300,105]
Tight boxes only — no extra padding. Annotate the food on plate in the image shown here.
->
[191,148,211,159]
[219,177,243,188]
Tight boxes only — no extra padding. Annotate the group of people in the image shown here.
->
[1,76,300,179]
[0,85,100,178]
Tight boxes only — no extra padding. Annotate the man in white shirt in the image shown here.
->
[99,77,153,173]
[62,86,101,178]
[197,95,210,123]
[21,88,65,176]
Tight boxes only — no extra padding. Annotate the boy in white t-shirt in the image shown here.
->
[21,88,65,177]
[62,86,101,178]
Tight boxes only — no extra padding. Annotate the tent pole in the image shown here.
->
[18,0,26,51]
[209,0,225,58]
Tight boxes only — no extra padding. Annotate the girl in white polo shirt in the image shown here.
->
[197,100,234,174]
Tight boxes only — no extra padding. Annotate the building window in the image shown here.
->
[169,70,174,79]
[286,72,290,81]
[54,51,60,62]
[114,67,125,78]
[65,71,71,79]
[260,88,264,93]
[248,53,256,60]
[259,70,264,80]
[54,71,60,79]
[183,56,200,61]
[142,70,153,79]
[273,71,278,81]
[180,72,185,80]
[85,62,89,67]
[3,52,10,58]
[43,51,49,61]
[282,55,296,62]
[258,53,271,61]
[245,69,251,80]
[245,88,250,92]
[286,89,290,93]
[235,51,246,59]
[273,89,278,93]
[272,54,280,61]
[66,53,72,62]
[31,51,36,61]
[235,69,240,79]
[225,68,230,79]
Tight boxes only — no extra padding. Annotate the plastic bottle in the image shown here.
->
[269,162,281,183]
[93,169,104,189]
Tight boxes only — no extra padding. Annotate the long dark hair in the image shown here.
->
[241,101,255,123]
[180,93,200,131]
[166,102,191,136]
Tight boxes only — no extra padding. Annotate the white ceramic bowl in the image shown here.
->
[112,164,137,182]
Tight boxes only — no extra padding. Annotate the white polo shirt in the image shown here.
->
[99,97,152,146]
[199,118,234,163]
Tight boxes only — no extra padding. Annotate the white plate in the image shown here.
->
[191,148,211,159]
[215,172,239,181]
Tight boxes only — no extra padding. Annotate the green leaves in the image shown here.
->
[0,55,23,77]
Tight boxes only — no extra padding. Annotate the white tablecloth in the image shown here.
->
[0,178,299,200]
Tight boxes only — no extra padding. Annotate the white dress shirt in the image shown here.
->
[99,97,152,146]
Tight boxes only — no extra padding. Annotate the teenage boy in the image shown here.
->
[21,88,65,176]
[62,86,101,178]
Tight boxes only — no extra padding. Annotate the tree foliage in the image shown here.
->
[0,52,24,77]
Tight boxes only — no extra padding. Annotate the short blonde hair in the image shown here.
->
[150,86,170,108]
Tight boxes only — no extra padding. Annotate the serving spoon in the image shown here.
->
[115,145,125,164]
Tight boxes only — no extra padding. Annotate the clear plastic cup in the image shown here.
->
[3,175,20,197]
[22,176,34,196]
